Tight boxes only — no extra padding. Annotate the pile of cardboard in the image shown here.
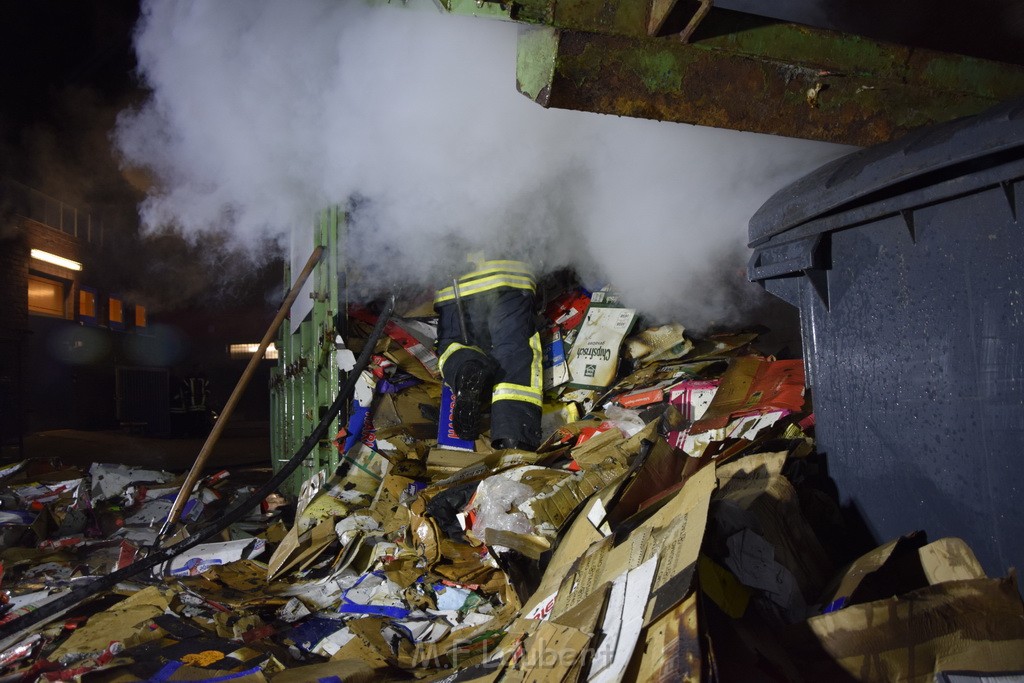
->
[0,460,284,679]
[1,278,1023,681]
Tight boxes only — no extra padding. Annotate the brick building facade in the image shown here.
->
[0,224,29,337]
[0,219,30,451]
[1,182,149,445]
[2,181,275,449]
[0,213,91,447]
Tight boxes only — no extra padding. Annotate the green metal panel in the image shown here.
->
[446,2,1024,146]
[270,208,344,499]
[270,205,389,499]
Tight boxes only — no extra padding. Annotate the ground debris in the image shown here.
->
[1,280,1022,682]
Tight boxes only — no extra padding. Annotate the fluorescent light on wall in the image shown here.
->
[228,342,278,360]
[30,249,82,271]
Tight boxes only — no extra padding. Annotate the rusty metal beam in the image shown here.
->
[513,12,1024,146]
[441,1,1024,146]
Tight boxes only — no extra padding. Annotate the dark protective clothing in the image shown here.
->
[434,260,542,450]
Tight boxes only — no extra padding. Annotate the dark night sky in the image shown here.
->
[0,1,140,187]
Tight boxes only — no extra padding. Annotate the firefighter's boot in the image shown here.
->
[452,360,491,441]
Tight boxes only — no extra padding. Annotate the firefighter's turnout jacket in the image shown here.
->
[434,259,542,450]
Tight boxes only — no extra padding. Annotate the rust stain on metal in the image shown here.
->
[542,31,994,145]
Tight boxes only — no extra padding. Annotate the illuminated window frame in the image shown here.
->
[27,274,68,318]
[109,296,124,330]
[135,304,148,328]
[79,287,98,324]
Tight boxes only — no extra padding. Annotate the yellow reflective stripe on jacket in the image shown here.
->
[492,333,543,407]
[438,343,485,376]
[462,260,534,281]
[434,260,536,305]
[435,275,535,304]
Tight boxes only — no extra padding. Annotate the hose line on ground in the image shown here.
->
[0,295,396,648]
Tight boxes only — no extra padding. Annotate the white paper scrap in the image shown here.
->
[588,556,658,683]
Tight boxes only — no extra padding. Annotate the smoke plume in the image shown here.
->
[116,0,850,328]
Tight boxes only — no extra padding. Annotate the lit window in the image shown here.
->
[79,289,97,319]
[228,342,278,360]
[28,275,66,318]
[135,304,147,328]
[109,297,124,329]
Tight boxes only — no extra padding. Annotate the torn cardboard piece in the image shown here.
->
[682,357,805,456]
[547,464,716,628]
[710,450,833,611]
[266,519,336,581]
[451,616,593,683]
[628,590,702,683]
[623,323,693,365]
[48,586,170,664]
[667,378,720,422]
[88,463,173,502]
[821,532,988,612]
[164,538,267,578]
[787,576,1024,682]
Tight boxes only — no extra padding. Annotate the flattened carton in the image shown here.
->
[566,292,636,391]
[536,464,717,627]
[790,576,1024,682]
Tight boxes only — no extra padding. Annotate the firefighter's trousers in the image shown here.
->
[435,285,542,449]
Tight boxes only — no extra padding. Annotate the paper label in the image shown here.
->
[589,557,658,683]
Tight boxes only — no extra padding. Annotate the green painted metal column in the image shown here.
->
[270,208,345,499]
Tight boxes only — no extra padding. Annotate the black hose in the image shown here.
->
[0,295,396,643]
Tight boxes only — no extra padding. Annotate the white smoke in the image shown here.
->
[116,0,850,327]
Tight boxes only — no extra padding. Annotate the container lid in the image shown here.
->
[749,97,1024,246]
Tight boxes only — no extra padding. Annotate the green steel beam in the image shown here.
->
[441,1,1024,146]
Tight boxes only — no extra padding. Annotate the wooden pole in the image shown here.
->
[157,245,325,542]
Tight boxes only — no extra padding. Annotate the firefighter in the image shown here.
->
[434,257,542,451]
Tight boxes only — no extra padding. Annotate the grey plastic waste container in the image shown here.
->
[748,98,1024,580]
